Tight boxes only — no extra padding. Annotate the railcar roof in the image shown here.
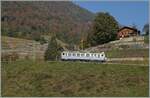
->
[62,51,104,53]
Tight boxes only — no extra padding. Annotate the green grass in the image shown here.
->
[106,49,149,58]
[107,58,149,65]
[1,60,149,97]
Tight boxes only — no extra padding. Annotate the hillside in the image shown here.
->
[1,1,94,44]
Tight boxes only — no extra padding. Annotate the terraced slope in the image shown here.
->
[1,36,69,60]
[85,36,149,65]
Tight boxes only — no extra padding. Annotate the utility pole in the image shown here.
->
[81,39,84,51]
[33,41,36,61]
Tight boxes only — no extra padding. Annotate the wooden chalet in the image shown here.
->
[117,26,140,39]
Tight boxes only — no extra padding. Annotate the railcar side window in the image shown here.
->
[77,53,80,57]
[62,53,65,55]
[98,54,100,57]
[81,53,84,56]
[73,53,75,56]
[68,53,71,56]
[94,54,96,57]
[86,54,90,57]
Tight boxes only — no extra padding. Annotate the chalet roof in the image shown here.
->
[118,26,138,32]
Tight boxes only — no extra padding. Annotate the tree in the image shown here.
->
[44,36,61,61]
[143,23,149,35]
[89,12,119,46]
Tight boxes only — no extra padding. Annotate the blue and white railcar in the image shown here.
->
[61,51,107,62]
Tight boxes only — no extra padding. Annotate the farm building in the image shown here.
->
[117,26,140,39]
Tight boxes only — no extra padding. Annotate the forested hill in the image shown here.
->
[1,1,94,44]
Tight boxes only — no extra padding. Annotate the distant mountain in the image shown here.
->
[1,1,94,45]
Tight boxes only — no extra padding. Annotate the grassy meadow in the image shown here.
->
[1,60,149,97]
[106,48,149,58]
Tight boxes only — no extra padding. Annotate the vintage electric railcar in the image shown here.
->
[61,51,107,62]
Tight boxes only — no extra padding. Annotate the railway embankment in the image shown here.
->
[85,36,149,65]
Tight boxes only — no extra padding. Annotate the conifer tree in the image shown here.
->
[44,36,61,61]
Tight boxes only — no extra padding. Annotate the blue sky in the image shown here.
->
[73,1,149,32]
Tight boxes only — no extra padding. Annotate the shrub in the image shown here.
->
[144,35,149,44]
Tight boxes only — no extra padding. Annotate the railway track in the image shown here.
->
[47,61,148,66]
